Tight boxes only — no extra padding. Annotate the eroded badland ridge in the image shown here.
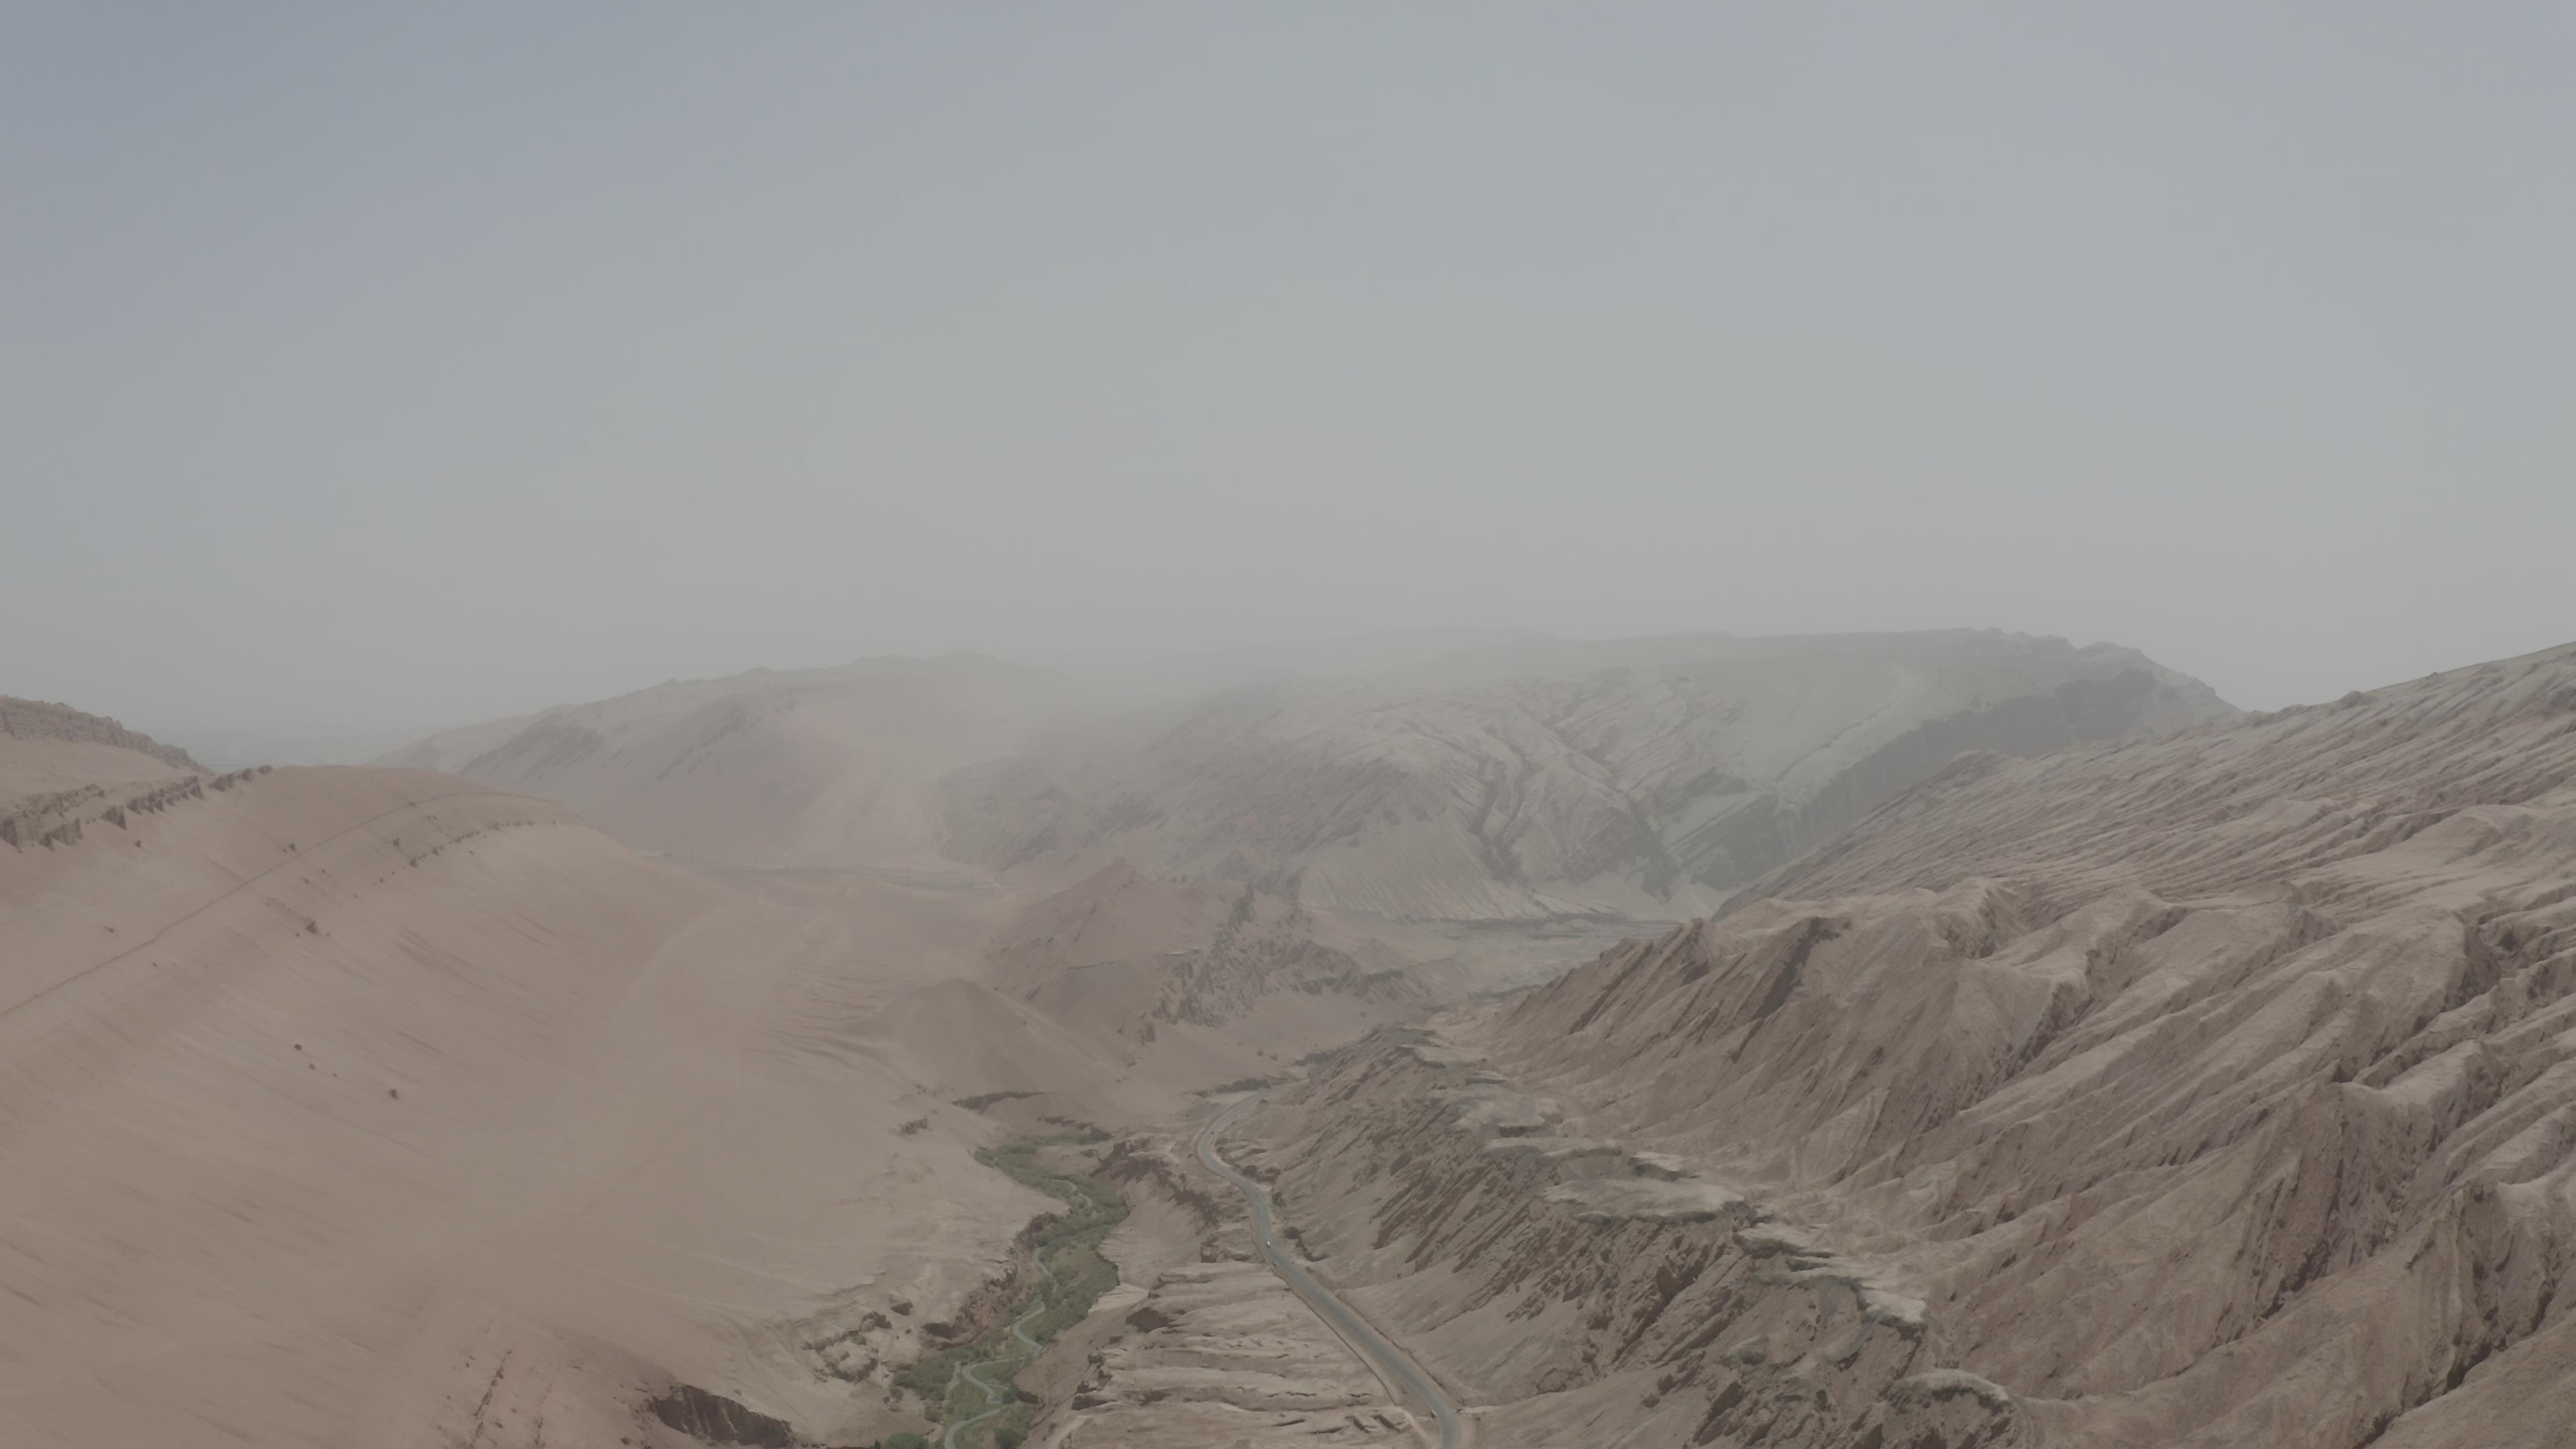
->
[1224,642,2576,1448]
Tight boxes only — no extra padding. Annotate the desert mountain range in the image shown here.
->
[389,629,2233,919]
[9,634,2572,1448]
[949,630,2230,920]
[1232,642,2576,1448]
[0,658,1478,1448]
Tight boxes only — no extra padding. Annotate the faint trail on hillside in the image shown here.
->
[0,788,536,1022]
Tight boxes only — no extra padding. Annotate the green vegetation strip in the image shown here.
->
[889,1135,1126,1449]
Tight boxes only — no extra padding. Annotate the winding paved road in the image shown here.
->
[1196,1092,1467,1449]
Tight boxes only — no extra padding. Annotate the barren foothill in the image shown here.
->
[11,635,2573,1449]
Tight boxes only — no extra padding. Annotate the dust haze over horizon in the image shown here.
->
[7,4,2571,747]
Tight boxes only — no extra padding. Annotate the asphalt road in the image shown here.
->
[1195,1092,1467,1449]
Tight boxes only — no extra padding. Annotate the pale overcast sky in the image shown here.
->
[6,3,2571,743]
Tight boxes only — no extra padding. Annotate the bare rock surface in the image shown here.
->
[1240,642,2576,1448]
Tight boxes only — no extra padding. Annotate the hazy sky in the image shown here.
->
[7,3,2571,742]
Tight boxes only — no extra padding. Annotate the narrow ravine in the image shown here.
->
[941,1252,1057,1449]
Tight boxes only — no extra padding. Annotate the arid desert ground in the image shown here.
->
[13,9,2575,1446]
[7,633,2576,1448]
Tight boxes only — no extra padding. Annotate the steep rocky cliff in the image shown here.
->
[1236,642,2576,1448]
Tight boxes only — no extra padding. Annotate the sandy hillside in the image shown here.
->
[845,975,1185,1126]
[985,859,1458,1091]
[948,629,2232,922]
[378,652,1086,869]
[0,729,1085,1449]
[1226,642,2576,1448]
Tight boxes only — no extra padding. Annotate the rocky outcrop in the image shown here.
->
[1,696,201,771]
[1098,1136,1228,1230]
[647,1385,795,1447]
[1,767,270,851]
[1236,643,2576,1448]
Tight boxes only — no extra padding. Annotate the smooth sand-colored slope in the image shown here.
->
[380,652,1086,871]
[1235,642,2576,1448]
[983,859,1451,1089]
[0,741,1071,1448]
[949,630,2232,921]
